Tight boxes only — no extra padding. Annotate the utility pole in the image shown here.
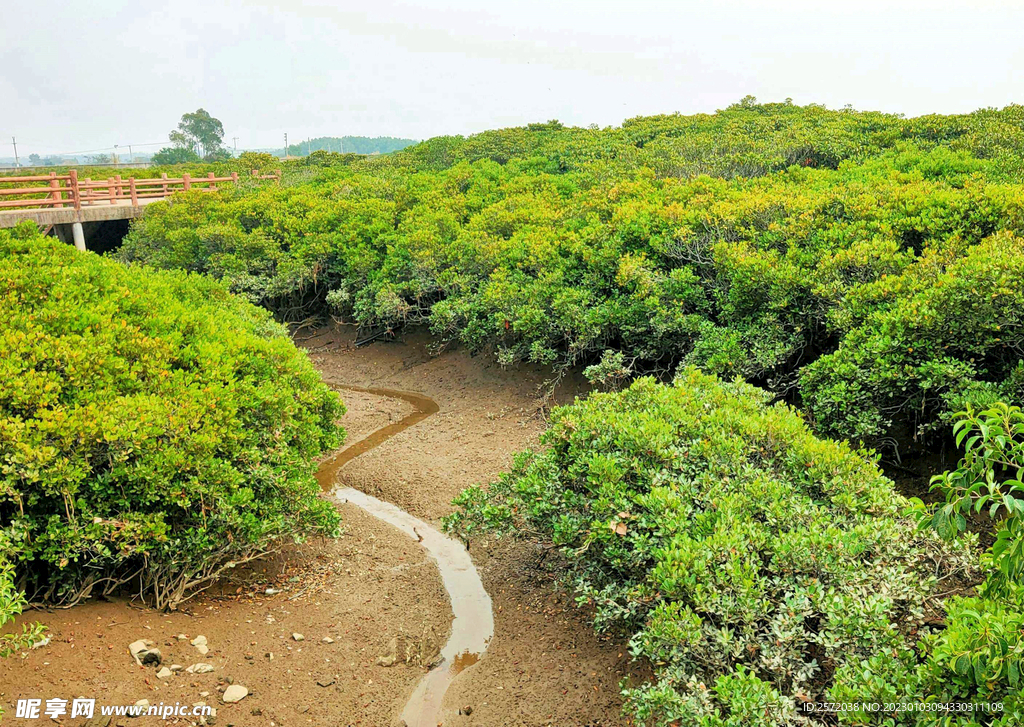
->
[307,138,310,156]
[12,136,19,167]
[283,133,288,159]
[232,137,238,155]
[128,145,133,163]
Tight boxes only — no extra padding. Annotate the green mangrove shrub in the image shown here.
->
[445,370,973,725]
[0,555,44,657]
[832,405,1024,726]
[801,233,1024,443]
[119,102,1024,447]
[926,403,1024,597]
[0,224,344,609]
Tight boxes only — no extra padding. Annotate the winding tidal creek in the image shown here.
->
[316,386,494,726]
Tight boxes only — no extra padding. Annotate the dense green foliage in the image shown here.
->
[831,405,1024,726]
[0,557,44,657]
[107,101,1024,718]
[285,135,418,157]
[119,100,1024,446]
[445,370,974,725]
[302,150,365,168]
[152,146,202,165]
[0,224,344,609]
[927,404,1024,596]
[0,154,282,183]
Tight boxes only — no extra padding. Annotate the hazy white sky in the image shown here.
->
[2,0,1022,157]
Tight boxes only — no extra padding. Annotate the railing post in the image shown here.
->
[231,172,239,183]
[182,173,191,191]
[69,169,81,211]
[108,178,116,205]
[114,174,123,199]
[49,172,62,209]
[161,172,168,196]
[208,171,216,190]
[129,177,139,207]
[84,178,92,206]
[275,169,282,184]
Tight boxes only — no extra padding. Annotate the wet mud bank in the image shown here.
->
[305,325,641,726]
[317,384,494,727]
[3,326,638,726]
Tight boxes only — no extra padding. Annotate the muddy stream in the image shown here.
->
[315,386,494,727]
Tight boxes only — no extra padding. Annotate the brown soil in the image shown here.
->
[2,325,637,726]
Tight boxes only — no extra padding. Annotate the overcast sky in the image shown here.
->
[2,0,1022,158]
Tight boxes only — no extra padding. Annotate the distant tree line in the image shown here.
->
[285,136,417,157]
[12,124,417,169]
[13,152,154,168]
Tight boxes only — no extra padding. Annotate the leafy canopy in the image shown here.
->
[833,406,1024,727]
[168,108,227,160]
[445,370,973,725]
[152,146,201,165]
[120,100,1024,447]
[0,223,344,609]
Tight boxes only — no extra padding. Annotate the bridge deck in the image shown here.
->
[0,198,162,229]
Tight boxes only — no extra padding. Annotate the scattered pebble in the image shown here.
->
[128,640,151,657]
[128,640,161,667]
[222,685,248,703]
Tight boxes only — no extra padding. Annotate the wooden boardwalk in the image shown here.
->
[0,170,279,235]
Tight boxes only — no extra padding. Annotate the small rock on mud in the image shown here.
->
[222,685,248,703]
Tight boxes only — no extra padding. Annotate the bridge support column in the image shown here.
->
[71,221,86,251]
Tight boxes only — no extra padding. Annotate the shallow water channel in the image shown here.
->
[315,386,494,726]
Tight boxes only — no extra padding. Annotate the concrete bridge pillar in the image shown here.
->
[71,221,86,251]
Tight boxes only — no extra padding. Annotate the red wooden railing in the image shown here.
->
[0,169,281,212]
